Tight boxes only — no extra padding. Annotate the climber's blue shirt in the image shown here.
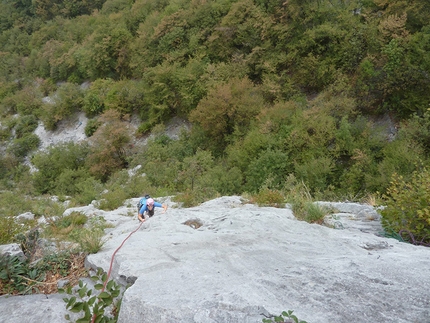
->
[139,202,162,215]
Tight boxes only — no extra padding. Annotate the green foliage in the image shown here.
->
[86,110,131,182]
[294,156,334,193]
[104,79,145,115]
[14,115,38,138]
[32,142,90,194]
[250,188,285,207]
[0,0,429,229]
[82,79,115,117]
[0,215,25,244]
[0,190,32,217]
[33,251,76,277]
[101,0,133,15]
[0,250,81,295]
[98,189,128,211]
[189,77,265,154]
[399,108,430,155]
[71,227,106,254]
[72,176,104,205]
[60,267,123,323]
[381,167,430,245]
[245,149,291,192]
[48,82,84,124]
[173,188,216,208]
[7,86,43,116]
[202,165,243,196]
[179,148,214,191]
[284,175,329,224]
[7,134,41,159]
[262,310,307,323]
[0,255,31,295]
[30,196,66,218]
[55,168,91,196]
[85,118,102,137]
[57,212,88,228]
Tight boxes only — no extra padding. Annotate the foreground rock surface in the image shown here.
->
[1,196,430,323]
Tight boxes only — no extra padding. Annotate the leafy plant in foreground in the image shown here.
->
[60,267,123,323]
[262,310,308,323]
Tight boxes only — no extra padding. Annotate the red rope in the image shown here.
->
[91,220,144,323]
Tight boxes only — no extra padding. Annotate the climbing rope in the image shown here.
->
[91,220,144,323]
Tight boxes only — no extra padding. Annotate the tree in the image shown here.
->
[189,77,264,154]
[86,110,131,182]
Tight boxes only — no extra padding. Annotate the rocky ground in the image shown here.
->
[1,196,429,323]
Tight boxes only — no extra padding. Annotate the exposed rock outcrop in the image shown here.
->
[1,196,429,323]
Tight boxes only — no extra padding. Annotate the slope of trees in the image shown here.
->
[0,0,429,242]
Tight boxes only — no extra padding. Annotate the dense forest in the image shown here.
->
[0,0,429,244]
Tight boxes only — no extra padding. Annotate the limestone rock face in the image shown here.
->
[1,196,429,323]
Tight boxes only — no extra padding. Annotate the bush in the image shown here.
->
[43,212,87,240]
[84,118,102,137]
[73,177,103,205]
[71,227,106,254]
[30,197,66,218]
[32,142,90,194]
[284,175,330,224]
[173,189,209,208]
[250,188,285,207]
[381,167,430,245]
[60,267,123,323]
[14,115,38,138]
[0,216,24,244]
[7,134,41,158]
[98,189,128,211]
[1,251,87,295]
[43,212,110,254]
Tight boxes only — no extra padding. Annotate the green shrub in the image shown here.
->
[1,251,86,295]
[82,79,114,117]
[0,216,24,244]
[84,118,102,137]
[73,177,103,205]
[60,267,123,323]
[14,115,38,138]
[10,86,43,116]
[7,134,40,158]
[43,212,88,241]
[381,167,430,245]
[0,191,33,217]
[251,188,285,207]
[203,165,243,196]
[53,82,84,121]
[32,142,90,194]
[30,197,66,218]
[98,189,128,211]
[0,255,31,295]
[57,212,88,228]
[54,168,93,196]
[71,228,106,254]
[173,189,204,208]
[284,175,329,224]
[245,150,291,192]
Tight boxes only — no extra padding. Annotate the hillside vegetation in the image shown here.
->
[0,0,429,245]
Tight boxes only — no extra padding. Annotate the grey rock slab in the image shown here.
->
[84,196,430,323]
[0,294,70,323]
[1,196,429,323]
